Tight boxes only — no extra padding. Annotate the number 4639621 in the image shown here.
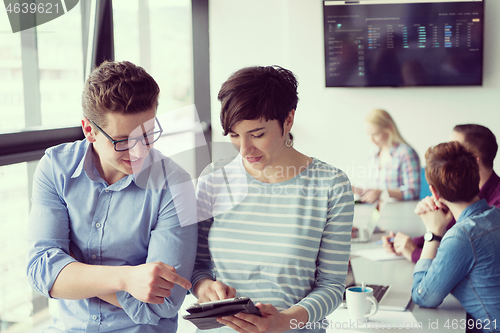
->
[444,319,496,330]
[5,2,60,14]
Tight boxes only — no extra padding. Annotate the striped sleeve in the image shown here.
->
[191,158,250,289]
[296,169,354,322]
[191,171,217,289]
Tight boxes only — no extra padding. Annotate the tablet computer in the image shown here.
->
[183,297,261,330]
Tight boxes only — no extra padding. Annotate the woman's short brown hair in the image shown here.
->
[425,141,479,203]
[218,66,298,136]
[82,61,160,127]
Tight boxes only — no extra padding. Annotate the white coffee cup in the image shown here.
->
[346,286,379,320]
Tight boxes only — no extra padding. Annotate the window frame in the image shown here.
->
[0,0,211,328]
[0,0,211,169]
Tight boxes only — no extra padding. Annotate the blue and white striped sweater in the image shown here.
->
[192,156,354,331]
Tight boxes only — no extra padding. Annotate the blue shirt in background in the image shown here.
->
[412,199,500,333]
[26,139,198,332]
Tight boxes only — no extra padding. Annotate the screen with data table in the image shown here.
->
[323,0,484,87]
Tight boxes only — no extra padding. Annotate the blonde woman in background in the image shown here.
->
[353,109,420,203]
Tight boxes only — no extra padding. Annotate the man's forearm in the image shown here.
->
[49,262,126,300]
[98,293,122,308]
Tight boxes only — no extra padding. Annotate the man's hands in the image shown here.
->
[193,278,236,303]
[381,231,417,262]
[49,260,190,304]
[123,262,191,304]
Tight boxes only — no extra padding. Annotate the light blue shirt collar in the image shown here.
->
[456,198,490,223]
[70,140,134,191]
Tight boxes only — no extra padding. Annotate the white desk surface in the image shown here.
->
[330,231,466,332]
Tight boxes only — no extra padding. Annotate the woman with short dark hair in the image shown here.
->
[192,66,354,333]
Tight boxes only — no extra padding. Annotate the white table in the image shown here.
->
[327,224,466,332]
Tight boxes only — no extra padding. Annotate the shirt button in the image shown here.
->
[92,255,97,259]
[95,223,101,228]
[418,288,423,294]
[92,315,97,320]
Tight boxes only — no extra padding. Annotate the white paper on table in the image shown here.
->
[352,248,407,261]
[325,307,423,331]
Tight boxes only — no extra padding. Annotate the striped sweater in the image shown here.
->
[192,156,354,331]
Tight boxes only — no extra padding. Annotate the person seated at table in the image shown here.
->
[411,141,500,332]
[382,124,500,262]
[352,109,420,204]
[192,65,354,332]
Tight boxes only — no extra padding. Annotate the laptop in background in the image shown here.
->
[351,203,380,243]
[342,262,411,311]
[376,201,426,238]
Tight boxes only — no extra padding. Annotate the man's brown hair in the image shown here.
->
[82,61,160,127]
[453,124,497,169]
[218,66,298,136]
[425,141,480,203]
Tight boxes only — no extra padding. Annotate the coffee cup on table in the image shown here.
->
[346,286,379,320]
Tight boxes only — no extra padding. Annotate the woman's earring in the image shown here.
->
[285,133,293,148]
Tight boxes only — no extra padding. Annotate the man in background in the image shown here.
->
[382,124,500,262]
[411,141,500,331]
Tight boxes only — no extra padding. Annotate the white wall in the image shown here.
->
[209,0,500,185]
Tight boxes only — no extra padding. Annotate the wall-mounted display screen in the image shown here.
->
[323,0,484,87]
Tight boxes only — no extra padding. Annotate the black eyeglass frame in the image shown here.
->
[89,118,163,152]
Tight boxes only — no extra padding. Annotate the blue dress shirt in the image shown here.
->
[412,199,500,332]
[26,139,198,332]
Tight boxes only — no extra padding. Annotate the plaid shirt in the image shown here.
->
[366,143,421,200]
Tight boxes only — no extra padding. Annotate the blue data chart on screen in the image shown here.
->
[323,1,484,87]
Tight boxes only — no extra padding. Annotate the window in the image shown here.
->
[0,15,24,132]
[114,0,194,113]
[114,0,199,179]
[0,1,207,331]
[37,7,84,128]
[0,163,32,329]
[0,4,86,331]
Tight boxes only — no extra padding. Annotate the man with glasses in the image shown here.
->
[89,118,163,151]
[26,61,198,332]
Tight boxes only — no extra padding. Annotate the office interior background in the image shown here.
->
[0,0,498,331]
[209,0,500,185]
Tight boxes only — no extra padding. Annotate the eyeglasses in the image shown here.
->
[90,118,163,152]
